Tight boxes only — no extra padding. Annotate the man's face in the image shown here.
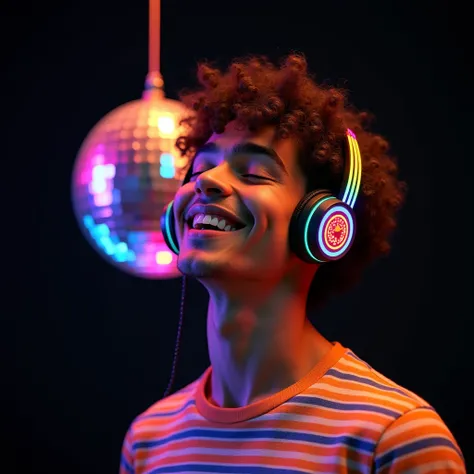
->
[173,121,307,280]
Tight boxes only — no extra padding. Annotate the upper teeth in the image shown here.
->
[192,214,236,231]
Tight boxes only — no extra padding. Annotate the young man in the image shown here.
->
[120,55,465,473]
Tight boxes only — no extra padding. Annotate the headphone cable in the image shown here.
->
[162,275,186,398]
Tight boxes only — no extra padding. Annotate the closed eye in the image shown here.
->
[242,174,274,181]
[189,171,274,182]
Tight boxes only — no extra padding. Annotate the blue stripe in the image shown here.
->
[150,464,326,473]
[376,436,463,470]
[292,395,401,418]
[134,428,375,453]
[325,368,419,399]
[120,456,134,474]
[346,351,368,365]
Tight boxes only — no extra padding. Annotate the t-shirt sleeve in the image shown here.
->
[119,425,135,474]
[373,407,465,473]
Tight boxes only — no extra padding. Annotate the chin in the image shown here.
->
[177,252,258,280]
[178,253,225,279]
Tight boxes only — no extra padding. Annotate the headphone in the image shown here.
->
[160,129,362,264]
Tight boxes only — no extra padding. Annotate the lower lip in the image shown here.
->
[187,228,245,239]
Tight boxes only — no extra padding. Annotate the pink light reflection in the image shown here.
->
[94,191,113,207]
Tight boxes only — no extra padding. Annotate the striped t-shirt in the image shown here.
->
[120,342,465,473]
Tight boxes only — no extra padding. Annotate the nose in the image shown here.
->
[194,166,232,198]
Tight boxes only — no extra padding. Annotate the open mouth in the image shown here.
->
[187,213,246,232]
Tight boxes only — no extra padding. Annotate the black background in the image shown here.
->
[4,1,472,473]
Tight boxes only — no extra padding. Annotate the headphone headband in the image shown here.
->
[340,129,362,208]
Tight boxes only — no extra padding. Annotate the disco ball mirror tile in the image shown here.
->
[71,97,190,279]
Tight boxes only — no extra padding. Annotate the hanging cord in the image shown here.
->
[144,0,164,96]
[149,0,184,398]
[149,0,160,74]
[162,275,187,398]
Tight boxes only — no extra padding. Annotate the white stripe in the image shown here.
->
[140,394,196,418]
[370,368,428,405]
[315,382,415,409]
[338,356,371,372]
[261,412,386,431]
[134,410,385,435]
[143,397,192,413]
[336,359,428,406]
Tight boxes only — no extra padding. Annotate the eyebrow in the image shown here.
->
[194,142,288,175]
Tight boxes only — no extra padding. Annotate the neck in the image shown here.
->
[201,275,332,408]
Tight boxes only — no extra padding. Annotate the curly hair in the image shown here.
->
[175,53,406,310]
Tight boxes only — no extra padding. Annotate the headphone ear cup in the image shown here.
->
[160,201,180,255]
[290,190,356,263]
[160,165,191,255]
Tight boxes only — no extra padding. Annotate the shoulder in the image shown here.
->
[131,378,199,434]
[331,349,465,472]
[324,348,433,416]
[373,407,465,473]
[119,377,200,472]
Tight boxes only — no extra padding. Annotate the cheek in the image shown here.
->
[246,189,297,234]
[172,185,193,232]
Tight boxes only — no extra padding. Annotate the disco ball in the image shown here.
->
[72,73,191,279]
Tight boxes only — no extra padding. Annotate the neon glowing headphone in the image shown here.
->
[160,129,362,263]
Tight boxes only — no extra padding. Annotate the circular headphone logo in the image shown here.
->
[324,212,349,251]
[317,205,355,260]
